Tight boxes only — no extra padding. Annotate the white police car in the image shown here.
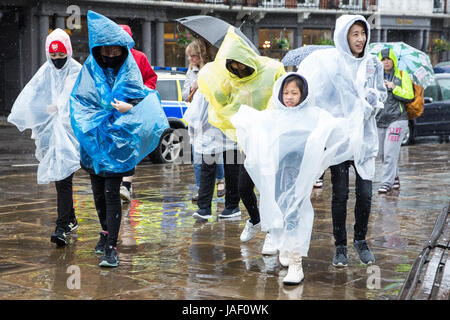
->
[150,67,190,163]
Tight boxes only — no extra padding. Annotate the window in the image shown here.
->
[424,80,440,101]
[258,29,295,60]
[302,29,333,45]
[438,78,450,101]
[156,79,178,101]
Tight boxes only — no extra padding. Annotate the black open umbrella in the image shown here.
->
[175,15,260,55]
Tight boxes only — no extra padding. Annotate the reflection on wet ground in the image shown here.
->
[0,137,449,300]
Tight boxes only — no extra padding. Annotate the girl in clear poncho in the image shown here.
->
[8,29,82,247]
[231,73,352,284]
[70,11,169,267]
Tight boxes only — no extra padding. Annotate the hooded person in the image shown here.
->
[118,25,158,203]
[8,28,82,247]
[70,10,169,267]
[376,48,414,194]
[297,15,387,268]
[193,27,286,252]
[197,26,286,142]
[231,72,352,284]
[119,25,157,90]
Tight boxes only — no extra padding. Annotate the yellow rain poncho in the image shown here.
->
[197,27,285,141]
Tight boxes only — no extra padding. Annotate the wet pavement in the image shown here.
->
[0,123,449,300]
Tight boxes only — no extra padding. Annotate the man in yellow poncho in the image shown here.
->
[194,26,286,256]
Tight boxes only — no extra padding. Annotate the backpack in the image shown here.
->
[401,71,424,120]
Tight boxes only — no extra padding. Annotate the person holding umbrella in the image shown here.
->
[298,15,387,268]
[376,48,414,193]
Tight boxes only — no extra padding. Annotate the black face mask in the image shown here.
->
[51,57,67,69]
[101,55,124,69]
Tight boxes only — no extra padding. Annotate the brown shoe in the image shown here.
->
[191,193,198,202]
[217,180,225,197]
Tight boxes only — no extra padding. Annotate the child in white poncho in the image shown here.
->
[231,73,352,284]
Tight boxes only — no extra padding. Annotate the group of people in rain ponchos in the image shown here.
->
[8,11,169,268]
[8,10,387,282]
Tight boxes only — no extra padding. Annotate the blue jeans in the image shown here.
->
[193,151,224,188]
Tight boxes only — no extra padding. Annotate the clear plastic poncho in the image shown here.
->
[297,15,387,180]
[197,26,285,142]
[231,73,352,256]
[8,29,82,184]
[183,91,237,155]
[70,11,169,175]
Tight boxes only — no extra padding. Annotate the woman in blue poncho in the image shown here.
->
[70,11,169,267]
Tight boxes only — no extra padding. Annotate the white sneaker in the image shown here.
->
[240,220,261,242]
[283,253,304,285]
[261,232,278,255]
[120,186,132,202]
[279,250,290,267]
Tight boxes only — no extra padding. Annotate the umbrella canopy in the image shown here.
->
[281,45,333,67]
[369,42,435,88]
[175,15,259,54]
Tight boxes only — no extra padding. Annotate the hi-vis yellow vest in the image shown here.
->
[198,26,286,142]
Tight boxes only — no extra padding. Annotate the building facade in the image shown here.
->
[0,0,449,115]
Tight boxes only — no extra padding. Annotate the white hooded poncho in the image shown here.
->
[231,73,352,256]
[297,15,387,180]
[8,29,82,184]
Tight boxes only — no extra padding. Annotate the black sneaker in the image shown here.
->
[94,231,108,254]
[218,207,241,219]
[99,246,119,267]
[353,240,375,265]
[332,245,348,267]
[392,177,400,190]
[192,208,212,220]
[51,227,67,247]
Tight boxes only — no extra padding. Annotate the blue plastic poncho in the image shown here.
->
[231,73,352,256]
[8,29,81,184]
[70,10,169,175]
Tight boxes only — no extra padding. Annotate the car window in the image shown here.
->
[424,80,440,101]
[437,78,450,101]
[156,80,178,101]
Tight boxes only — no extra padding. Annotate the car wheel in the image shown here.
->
[401,121,414,146]
[149,128,185,163]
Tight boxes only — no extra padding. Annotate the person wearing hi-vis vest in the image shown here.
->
[376,48,414,194]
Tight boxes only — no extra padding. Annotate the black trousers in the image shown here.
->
[330,161,372,246]
[89,174,122,248]
[197,149,260,224]
[55,173,76,229]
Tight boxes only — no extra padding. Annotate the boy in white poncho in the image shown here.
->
[8,29,82,247]
[297,15,387,267]
[231,73,352,284]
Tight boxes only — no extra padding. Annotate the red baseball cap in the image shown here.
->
[49,40,67,54]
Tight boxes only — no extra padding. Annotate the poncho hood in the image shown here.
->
[334,15,371,62]
[197,26,285,141]
[272,72,309,111]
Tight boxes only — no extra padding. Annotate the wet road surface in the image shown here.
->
[0,124,449,300]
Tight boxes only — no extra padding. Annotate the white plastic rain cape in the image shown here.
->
[183,91,237,156]
[197,26,285,142]
[7,29,81,184]
[297,15,387,180]
[231,73,352,256]
[70,11,169,175]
